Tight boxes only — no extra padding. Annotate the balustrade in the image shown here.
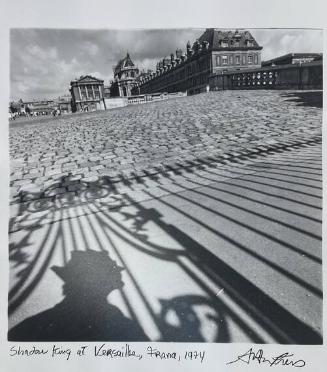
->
[231,70,278,88]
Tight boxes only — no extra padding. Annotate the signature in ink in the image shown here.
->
[226,347,305,367]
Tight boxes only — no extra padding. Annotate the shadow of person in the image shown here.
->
[8,250,149,341]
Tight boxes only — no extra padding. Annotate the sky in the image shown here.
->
[10,28,322,101]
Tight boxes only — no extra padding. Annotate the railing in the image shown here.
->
[127,95,147,104]
[230,70,278,88]
[127,92,186,105]
[209,60,322,90]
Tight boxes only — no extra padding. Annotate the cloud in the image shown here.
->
[251,29,322,61]
[28,45,58,59]
[83,41,99,57]
[10,28,322,100]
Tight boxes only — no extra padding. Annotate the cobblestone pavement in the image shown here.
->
[8,91,322,343]
[9,90,322,211]
[8,142,322,342]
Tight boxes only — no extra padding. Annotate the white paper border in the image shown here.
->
[0,1,326,371]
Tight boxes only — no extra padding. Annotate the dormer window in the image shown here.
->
[234,30,242,40]
[220,40,228,47]
[246,40,254,47]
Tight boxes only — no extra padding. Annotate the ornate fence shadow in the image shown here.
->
[8,142,322,344]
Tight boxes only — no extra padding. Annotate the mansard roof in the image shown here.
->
[114,53,136,74]
[198,28,262,50]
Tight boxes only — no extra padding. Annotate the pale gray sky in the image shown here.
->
[10,28,322,100]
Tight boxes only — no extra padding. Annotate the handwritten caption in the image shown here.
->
[9,344,308,367]
[9,344,205,363]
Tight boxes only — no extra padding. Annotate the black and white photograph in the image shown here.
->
[6,24,323,346]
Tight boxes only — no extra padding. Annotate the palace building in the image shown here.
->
[262,53,322,67]
[70,75,106,112]
[132,28,263,95]
[110,53,139,97]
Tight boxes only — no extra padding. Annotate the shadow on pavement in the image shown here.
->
[281,91,322,108]
[8,142,322,344]
[8,250,149,341]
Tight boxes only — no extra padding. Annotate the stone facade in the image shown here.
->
[133,29,262,95]
[24,99,55,115]
[110,53,139,97]
[70,75,106,112]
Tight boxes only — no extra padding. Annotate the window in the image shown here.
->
[87,85,93,99]
[80,86,87,100]
[229,55,233,64]
[254,54,258,64]
[248,54,253,64]
[222,56,228,65]
[94,86,100,99]
[235,55,240,64]
[216,56,221,66]
[221,41,228,47]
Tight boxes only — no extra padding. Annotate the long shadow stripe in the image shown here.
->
[145,189,322,298]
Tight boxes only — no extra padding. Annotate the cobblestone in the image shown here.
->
[9,91,322,205]
[45,187,67,197]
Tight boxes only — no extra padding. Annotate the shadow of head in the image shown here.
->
[8,250,150,341]
[52,250,124,301]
